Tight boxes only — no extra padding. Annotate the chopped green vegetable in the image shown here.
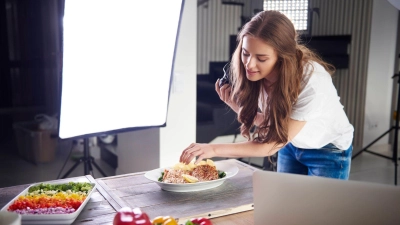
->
[158,172,164,182]
[28,182,93,194]
[218,170,226,179]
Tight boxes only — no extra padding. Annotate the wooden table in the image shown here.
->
[0,159,257,225]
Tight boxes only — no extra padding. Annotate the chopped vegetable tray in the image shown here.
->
[0,180,97,225]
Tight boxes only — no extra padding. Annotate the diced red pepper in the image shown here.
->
[185,217,213,225]
[113,207,152,225]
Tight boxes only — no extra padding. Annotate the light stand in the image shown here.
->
[352,72,400,185]
[60,138,107,179]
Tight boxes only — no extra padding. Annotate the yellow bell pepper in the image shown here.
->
[152,216,178,225]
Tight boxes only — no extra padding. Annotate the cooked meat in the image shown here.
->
[162,169,190,183]
[161,160,221,184]
[191,165,219,182]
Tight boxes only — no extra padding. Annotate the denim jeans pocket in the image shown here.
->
[320,143,343,153]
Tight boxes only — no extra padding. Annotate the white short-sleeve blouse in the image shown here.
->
[260,61,354,150]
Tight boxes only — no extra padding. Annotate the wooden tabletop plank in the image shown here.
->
[73,199,115,221]
[100,173,151,189]
[210,211,254,225]
[73,212,116,225]
[96,159,258,222]
[122,181,253,209]
[0,183,30,209]
[95,178,125,210]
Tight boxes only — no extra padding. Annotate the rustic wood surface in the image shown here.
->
[210,211,254,225]
[0,159,258,225]
[96,159,258,224]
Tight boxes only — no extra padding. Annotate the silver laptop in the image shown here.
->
[253,170,400,225]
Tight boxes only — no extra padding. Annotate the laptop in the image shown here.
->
[253,170,400,225]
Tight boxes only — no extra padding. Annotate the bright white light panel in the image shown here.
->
[263,0,309,31]
[59,0,183,139]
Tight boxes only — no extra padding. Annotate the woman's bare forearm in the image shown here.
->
[211,141,282,158]
[211,119,304,158]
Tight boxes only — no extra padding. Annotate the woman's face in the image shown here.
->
[241,35,279,82]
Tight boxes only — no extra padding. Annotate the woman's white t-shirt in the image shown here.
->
[260,61,354,150]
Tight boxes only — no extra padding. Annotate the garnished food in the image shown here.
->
[159,159,224,184]
[7,182,93,215]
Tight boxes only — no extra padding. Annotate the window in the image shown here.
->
[263,0,309,31]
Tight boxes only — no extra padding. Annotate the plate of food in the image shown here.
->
[144,159,239,192]
[0,180,96,225]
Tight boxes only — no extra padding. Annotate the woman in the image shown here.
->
[180,10,354,180]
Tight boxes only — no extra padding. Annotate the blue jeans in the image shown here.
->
[277,143,352,180]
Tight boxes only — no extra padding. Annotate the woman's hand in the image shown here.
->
[180,143,216,164]
[215,79,239,113]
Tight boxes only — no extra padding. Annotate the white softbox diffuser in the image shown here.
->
[59,0,184,139]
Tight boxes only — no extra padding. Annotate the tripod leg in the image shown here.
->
[83,139,91,175]
[61,138,108,178]
[90,157,107,177]
[392,72,400,185]
[394,77,400,185]
[352,127,394,159]
[61,159,82,179]
[87,159,95,177]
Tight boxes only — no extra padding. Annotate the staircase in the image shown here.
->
[196,60,241,143]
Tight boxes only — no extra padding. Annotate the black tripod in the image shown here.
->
[352,72,400,185]
[59,138,107,179]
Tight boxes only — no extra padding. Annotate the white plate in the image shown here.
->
[144,160,239,192]
[1,179,97,225]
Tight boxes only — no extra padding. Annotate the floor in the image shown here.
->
[0,134,400,189]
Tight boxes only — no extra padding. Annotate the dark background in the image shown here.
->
[0,0,63,147]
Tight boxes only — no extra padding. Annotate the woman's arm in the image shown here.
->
[180,119,306,164]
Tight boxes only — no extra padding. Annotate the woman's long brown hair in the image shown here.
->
[229,10,334,149]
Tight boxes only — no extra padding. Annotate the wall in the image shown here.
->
[308,0,374,151]
[116,0,197,173]
[197,0,263,74]
[363,0,399,148]
[116,128,160,174]
[197,1,241,74]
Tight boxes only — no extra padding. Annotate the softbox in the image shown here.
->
[59,0,184,140]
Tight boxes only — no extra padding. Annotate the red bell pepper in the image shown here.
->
[185,217,213,225]
[113,207,152,225]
